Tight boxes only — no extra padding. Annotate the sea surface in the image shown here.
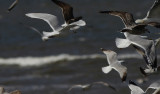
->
[0,0,160,94]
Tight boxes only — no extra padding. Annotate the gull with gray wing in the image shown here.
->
[101,48,127,82]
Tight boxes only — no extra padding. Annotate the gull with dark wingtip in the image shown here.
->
[101,48,127,82]
[99,11,148,35]
[8,0,18,12]
[136,0,160,28]
[115,32,157,71]
[26,0,86,41]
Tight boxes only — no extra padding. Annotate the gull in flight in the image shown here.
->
[68,81,117,92]
[26,0,86,41]
[101,48,127,82]
[99,11,148,35]
[132,37,160,76]
[8,0,18,12]
[128,80,145,94]
[136,0,160,28]
[115,32,157,70]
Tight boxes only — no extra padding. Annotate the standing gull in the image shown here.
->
[8,0,18,12]
[101,48,127,82]
[128,80,145,94]
[0,87,21,94]
[99,11,148,35]
[136,0,160,28]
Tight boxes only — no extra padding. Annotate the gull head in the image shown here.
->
[101,48,114,54]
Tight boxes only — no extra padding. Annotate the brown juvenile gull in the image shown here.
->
[136,0,160,28]
[8,0,18,12]
[51,0,83,26]
[128,80,145,94]
[68,81,117,92]
[99,11,148,35]
[101,48,127,82]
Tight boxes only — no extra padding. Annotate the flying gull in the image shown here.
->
[68,81,117,92]
[128,80,145,94]
[132,37,160,76]
[145,80,160,94]
[99,11,148,35]
[101,48,127,82]
[136,0,160,28]
[8,0,18,12]
[115,32,157,70]
[25,12,85,41]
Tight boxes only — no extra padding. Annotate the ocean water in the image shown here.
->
[0,0,160,94]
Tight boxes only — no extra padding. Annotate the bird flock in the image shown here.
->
[5,0,160,94]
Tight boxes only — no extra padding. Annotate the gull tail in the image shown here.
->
[102,66,112,74]
[115,38,131,48]
[42,31,52,41]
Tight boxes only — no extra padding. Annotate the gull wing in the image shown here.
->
[52,0,74,22]
[25,13,60,31]
[8,0,18,11]
[112,62,127,82]
[99,11,136,27]
[92,81,117,91]
[145,80,160,92]
[115,38,131,48]
[127,33,156,66]
[129,80,145,94]
[102,66,112,74]
[146,0,160,18]
[102,49,118,64]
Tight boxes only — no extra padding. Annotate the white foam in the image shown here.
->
[0,53,159,67]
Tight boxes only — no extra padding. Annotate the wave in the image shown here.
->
[0,53,159,67]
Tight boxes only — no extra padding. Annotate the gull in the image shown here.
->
[115,32,157,70]
[68,81,117,92]
[0,87,21,94]
[128,80,145,94]
[25,13,85,41]
[8,0,18,12]
[136,0,160,28]
[145,80,160,94]
[99,11,148,35]
[101,48,127,82]
[132,37,160,76]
